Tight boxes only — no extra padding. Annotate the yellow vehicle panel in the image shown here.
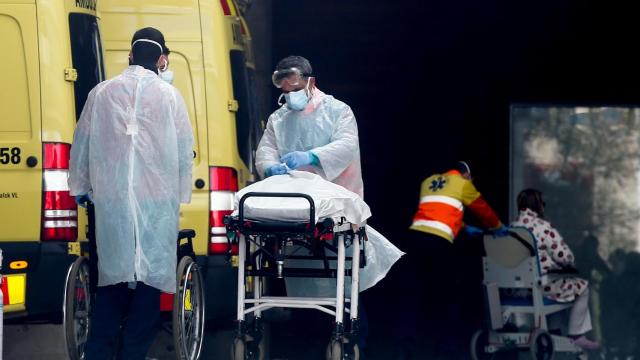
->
[0,3,42,241]
[1,0,103,317]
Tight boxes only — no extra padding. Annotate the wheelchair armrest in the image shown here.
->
[178,229,196,240]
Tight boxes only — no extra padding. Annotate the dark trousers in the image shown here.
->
[392,230,464,359]
[84,282,161,360]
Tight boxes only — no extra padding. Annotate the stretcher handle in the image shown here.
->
[238,192,315,226]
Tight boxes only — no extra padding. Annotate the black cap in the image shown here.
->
[131,27,170,55]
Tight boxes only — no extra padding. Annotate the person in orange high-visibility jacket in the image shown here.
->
[394,161,507,360]
[409,161,506,241]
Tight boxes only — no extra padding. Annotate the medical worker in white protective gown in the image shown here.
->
[68,28,193,360]
[256,55,382,352]
[256,56,363,198]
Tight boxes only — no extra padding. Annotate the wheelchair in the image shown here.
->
[471,227,586,360]
[63,203,205,360]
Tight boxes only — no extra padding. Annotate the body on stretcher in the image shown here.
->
[225,192,365,359]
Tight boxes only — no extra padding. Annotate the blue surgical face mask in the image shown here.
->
[283,81,311,111]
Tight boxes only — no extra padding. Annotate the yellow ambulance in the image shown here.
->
[99,0,262,320]
[0,0,103,320]
[1,0,260,329]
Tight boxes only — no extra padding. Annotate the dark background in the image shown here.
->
[266,0,640,356]
[270,0,640,233]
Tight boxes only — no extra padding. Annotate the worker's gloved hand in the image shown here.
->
[464,225,484,237]
[493,225,510,238]
[266,163,289,177]
[281,151,313,170]
[75,194,91,208]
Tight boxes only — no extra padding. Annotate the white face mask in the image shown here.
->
[156,56,174,84]
[159,69,174,84]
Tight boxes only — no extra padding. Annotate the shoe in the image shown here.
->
[571,335,600,350]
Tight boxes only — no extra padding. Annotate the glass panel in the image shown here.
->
[69,13,105,121]
[511,105,640,353]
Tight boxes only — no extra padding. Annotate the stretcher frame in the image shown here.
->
[225,192,365,359]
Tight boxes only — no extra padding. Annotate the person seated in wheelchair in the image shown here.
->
[510,188,599,350]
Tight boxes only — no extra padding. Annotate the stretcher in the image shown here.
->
[225,192,365,360]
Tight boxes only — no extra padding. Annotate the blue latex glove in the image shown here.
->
[464,225,484,237]
[280,151,313,170]
[75,194,91,208]
[266,163,289,177]
[493,225,510,237]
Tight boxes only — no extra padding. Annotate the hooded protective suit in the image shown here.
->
[69,65,193,293]
[255,89,364,198]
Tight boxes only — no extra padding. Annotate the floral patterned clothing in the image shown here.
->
[511,208,588,303]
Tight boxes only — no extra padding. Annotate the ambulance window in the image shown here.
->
[69,13,105,121]
[230,50,259,168]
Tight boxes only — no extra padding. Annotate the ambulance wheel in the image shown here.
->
[64,257,91,360]
[471,329,496,360]
[530,330,554,360]
[173,256,205,360]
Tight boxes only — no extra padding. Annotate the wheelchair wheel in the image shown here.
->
[471,329,495,360]
[173,256,205,360]
[64,257,91,360]
[530,330,554,360]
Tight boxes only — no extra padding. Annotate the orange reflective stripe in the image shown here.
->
[413,201,464,236]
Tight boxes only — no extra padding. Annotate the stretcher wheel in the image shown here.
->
[530,330,554,360]
[173,256,205,360]
[64,257,91,360]
[230,333,266,360]
[470,329,495,360]
[231,337,246,360]
[325,338,360,360]
[326,339,343,360]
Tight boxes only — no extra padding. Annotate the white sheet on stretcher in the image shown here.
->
[232,171,404,295]
[233,171,371,225]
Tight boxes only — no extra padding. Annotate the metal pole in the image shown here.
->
[349,233,360,320]
[236,234,246,322]
[335,234,345,324]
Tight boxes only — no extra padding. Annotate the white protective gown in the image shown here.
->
[69,66,194,293]
[255,89,364,198]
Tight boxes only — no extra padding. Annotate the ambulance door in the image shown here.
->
[0,3,42,242]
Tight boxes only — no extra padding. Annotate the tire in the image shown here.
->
[64,257,91,360]
[530,330,554,360]
[231,337,246,360]
[345,343,360,360]
[173,256,205,360]
[471,329,496,360]
[326,339,344,360]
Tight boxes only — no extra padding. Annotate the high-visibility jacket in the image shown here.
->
[409,170,502,242]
